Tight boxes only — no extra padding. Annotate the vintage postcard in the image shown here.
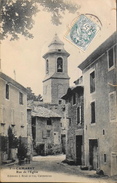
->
[0,0,117,182]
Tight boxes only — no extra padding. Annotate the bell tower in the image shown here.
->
[43,34,70,104]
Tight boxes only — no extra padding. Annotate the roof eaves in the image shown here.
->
[0,72,27,93]
[62,85,84,100]
[43,50,70,59]
[78,31,117,71]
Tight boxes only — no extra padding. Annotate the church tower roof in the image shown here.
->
[43,34,70,59]
[48,33,64,47]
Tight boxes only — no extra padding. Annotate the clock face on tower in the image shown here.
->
[57,57,63,72]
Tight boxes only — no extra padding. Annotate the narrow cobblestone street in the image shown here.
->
[1,154,117,182]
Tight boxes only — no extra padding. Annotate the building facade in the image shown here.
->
[31,106,61,155]
[78,32,117,175]
[0,72,28,163]
[62,76,84,165]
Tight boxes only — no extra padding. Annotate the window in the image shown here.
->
[58,99,62,104]
[109,92,116,122]
[6,84,9,99]
[57,57,63,72]
[73,93,76,105]
[62,105,65,111]
[47,130,51,137]
[90,71,95,93]
[47,118,52,125]
[108,47,115,69]
[77,106,81,124]
[104,154,107,163]
[103,130,105,135]
[19,92,23,105]
[46,59,49,74]
[91,101,95,123]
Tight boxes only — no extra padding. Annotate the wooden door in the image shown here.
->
[89,139,98,170]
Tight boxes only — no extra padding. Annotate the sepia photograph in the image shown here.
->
[0,0,117,182]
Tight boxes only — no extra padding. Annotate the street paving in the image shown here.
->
[1,154,117,182]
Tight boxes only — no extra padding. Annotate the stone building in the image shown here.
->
[78,32,117,175]
[28,100,67,154]
[0,72,27,163]
[31,106,61,155]
[62,76,84,165]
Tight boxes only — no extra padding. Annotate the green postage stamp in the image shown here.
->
[65,14,101,51]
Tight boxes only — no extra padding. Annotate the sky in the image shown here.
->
[1,0,116,95]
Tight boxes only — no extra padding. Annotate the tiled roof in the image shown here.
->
[32,106,61,118]
[62,85,83,100]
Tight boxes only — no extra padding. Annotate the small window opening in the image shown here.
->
[47,118,52,125]
[59,100,62,104]
[108,48,114,68]
[73,93,76,105]
[6,84,9,99]
[91,101,95,123]
[104,154,107,163]
[19,92,23,105]
[103,130,105,135]
[57,57,63,72]
[90,71,95,93]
